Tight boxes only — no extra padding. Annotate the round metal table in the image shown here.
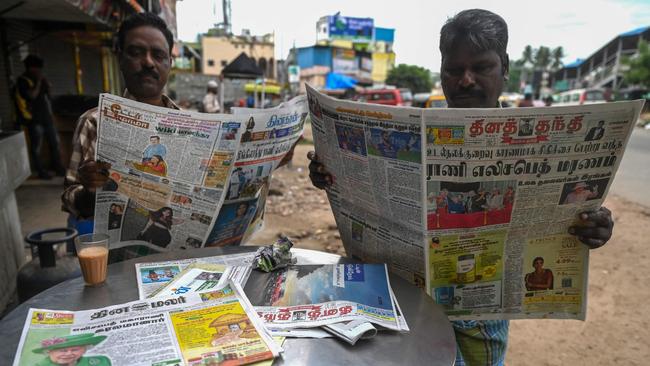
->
[1,247,456,365]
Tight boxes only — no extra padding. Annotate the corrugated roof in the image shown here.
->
[564,59,584,68]
[619,26,650,37]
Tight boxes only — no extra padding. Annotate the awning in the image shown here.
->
[325,72,357,90]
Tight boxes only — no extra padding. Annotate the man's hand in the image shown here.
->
[307,151,333,189]
[78,160,111,191]
[568,207,613,249]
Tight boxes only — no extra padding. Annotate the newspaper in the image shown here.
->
[148,263,232,298]
[306,84,644,320]
[135,252,256,299]
[243,264,403,331]
[208,96,308,246]
[94,94,307,252]
[12,282,282,366]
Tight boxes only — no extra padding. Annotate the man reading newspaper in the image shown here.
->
[61,12,296,257]
[307,9,614,366]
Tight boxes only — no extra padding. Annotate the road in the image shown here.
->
[610,127,650,207]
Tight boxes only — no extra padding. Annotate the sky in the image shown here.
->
[176,0,650,72]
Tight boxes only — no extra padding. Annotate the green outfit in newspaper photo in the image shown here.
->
[30,334,112,366]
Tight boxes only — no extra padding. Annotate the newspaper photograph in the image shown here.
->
[135,252,256,299]
[306,84,644,320]
[93,94,242,251]
[12,283,281,366]
[243,264,402,331]
[205,96,308,247]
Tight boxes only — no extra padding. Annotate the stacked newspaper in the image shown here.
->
[12,282,281,366]
[142,256,410,346]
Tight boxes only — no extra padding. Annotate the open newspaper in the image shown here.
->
[12,282,282,366]
[219,97,308,246]
[306,84,644,320]
[94,94,306,252]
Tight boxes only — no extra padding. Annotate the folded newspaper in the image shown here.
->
[135,252,256,299]
[93,94,307,252]
[12,282,282,366]
[306,84,644,320]
[148,261,408,343]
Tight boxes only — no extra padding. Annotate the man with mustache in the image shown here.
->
[308,9,614,366]
[62,12,179,230]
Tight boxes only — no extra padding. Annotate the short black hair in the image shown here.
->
[440,9,509,68]
[23,54,44,69]
[116,12,174,54]
[533,257,544,265]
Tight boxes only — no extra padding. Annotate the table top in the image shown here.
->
[1,246,456,366]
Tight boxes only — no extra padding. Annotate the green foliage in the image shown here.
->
[386,64,433,93]
[551,46,565,70]
[517,45,564,71]
[623,40,650,87]
[506,61,522,93]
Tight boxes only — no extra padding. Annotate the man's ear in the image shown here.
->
[502,53,510,81]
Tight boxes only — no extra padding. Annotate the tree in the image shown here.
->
[386,64,433,93]
[623,40,650,87]
[551,46,565,70]
[534,46,551,70]
[518,45,534,66]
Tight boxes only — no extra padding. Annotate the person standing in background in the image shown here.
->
[202,80,221,113]
[14,54,66,179]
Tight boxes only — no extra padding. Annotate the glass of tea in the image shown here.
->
[75,233,110,286]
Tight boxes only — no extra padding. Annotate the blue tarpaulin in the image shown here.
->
[325,72,357,89]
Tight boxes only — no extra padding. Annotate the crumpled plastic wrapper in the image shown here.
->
[253,235,296,272]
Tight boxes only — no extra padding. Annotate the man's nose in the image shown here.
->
[142,51,155,67]
[459,70,476,88]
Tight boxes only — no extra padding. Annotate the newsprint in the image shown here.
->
[12,283,282,366]
[94,94,306,252]
[306,84,644,320]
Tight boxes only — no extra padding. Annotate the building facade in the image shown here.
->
[293,14,395,91]
[201,31,275,79]
[552,26,650,92]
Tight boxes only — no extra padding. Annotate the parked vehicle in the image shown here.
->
[553,88,607,106]
[357,88,411,106]
[425,95,448,108]
[413,93,431,108]
[399,88,413,107]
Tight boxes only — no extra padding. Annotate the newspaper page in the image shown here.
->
[306,84,644,320]
[206,96,308,246]
[94,94,242,251]
[148,263,231,298]
[305,86,426,285]
[135,252,256,299]
[12,283,281,366]
[423,101,642,320]
[243,264,402,331]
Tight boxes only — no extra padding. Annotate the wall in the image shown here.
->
[297,46,332,69]
[202,36,275,77]
[371,52,395,83]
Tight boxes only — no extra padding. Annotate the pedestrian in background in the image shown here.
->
[14,54,66,179]
[202,80,220,113]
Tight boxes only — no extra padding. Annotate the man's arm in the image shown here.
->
[17,76,42,101]
[61,111,110,219]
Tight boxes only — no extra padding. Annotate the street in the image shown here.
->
[610,127,650,208]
